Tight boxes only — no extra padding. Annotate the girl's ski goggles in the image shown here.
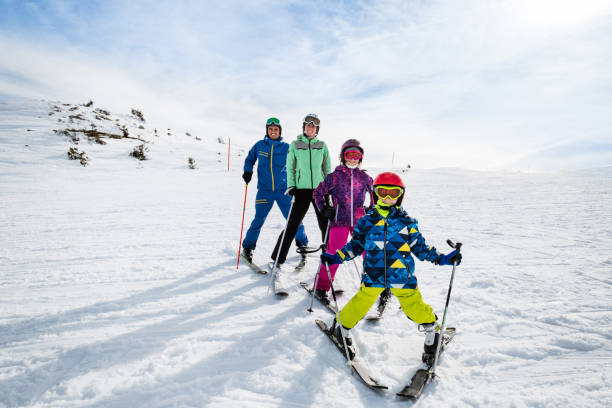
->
[375,185,403,199]
[343,151,362,161]
[266,117,280,126]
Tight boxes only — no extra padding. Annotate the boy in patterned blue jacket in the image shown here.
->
[321,172,462,361]
[241,118,308,262]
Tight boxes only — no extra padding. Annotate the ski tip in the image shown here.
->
[315,319,328,331]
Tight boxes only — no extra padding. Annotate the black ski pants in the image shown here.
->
[271,189,328,264]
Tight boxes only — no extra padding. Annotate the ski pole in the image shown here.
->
[430,239,462,378]
[270,196,295,291]
[236,183,248,270]
[307,221,331,312]
[324,260,353,363]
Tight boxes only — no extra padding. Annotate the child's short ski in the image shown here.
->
[366,289,391,321]
[396,327,456,399]
[300,282,337,314]
[366,291,390,323]
[315,319,388,391]
[240,254,268,275]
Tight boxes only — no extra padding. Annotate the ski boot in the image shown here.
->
[242,248,253,263]
[330,320,356,360]
[268,261,284,273]
[314,289,330,304]
[421,322,440,365]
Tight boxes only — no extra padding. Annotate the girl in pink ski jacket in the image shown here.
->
[312,139,373,297]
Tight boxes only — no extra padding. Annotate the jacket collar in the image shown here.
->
[298,133,318,143]
[264,135,283,143]
[336,164,360,174]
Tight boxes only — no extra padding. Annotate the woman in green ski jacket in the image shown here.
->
[270,113,332,269]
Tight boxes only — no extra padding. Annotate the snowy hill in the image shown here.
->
[1,96,611,407]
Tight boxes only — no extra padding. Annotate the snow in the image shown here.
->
[1,95,611,407]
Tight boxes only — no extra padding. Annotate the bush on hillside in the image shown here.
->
[67,147,88,166]
[130,144,149,161]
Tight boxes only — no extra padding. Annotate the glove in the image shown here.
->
[285,187,296,196]
[242,171,252,184]
[437,250,462,266]
[320,251,343,265]
[322,206,335,219]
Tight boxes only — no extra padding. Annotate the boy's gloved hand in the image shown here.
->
[321,251,343,265]
[285,187,296,196]
[322,206,335,219]
[437,250,462,266]
[242,171,252,183]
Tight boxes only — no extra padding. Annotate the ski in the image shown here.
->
[272,271,289,297]
[365,289,391,322]
[240,254,268,275]
[396,327,456,399]
[300,282,338,314]
[293,254,307,273]
[315,319,388,391]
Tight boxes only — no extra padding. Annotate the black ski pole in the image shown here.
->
[430,239,462,377]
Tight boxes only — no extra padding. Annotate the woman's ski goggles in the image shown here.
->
[303,114,320,126]
[343,150,362,161]
[266,117,280,126]
[375,185,403,199]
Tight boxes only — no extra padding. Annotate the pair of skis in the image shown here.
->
[318,240,463,399]
[317,319,455,398]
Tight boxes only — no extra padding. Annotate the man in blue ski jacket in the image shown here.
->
[241,117,308,263]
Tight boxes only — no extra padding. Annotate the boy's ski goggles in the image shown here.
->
[266,117,280,126]
[375,185,403,199]
[343,151,362,161]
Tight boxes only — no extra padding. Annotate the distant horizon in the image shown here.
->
[1,1,611,171]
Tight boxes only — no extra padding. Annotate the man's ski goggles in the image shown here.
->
[343,151,362,161]
[266,117,280,126]
[303,114,320,126]
[375,185,403,199]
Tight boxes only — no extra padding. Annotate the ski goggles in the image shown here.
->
[266,117,280,126]
[303,114,320,126]
[343,150,363,161]
[375,185,403,199]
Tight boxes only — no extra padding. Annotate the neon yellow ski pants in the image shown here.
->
[338,285,436,329]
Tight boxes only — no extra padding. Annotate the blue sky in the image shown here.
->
[1,0,612,170]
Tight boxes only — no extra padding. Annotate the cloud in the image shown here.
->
[1,0,611,170]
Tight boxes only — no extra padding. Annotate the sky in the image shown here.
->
[1,0,612,170]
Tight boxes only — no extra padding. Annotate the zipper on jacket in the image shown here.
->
[270,143,274,191]
[350,169,354,227]
[309,138,314,189]
[383,220,388,288]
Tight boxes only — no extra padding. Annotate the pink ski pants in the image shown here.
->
[316,226,354,291]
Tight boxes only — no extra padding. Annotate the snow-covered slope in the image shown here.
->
[1,96,611,407]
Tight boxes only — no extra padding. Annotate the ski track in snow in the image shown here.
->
[1,97,611,407]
